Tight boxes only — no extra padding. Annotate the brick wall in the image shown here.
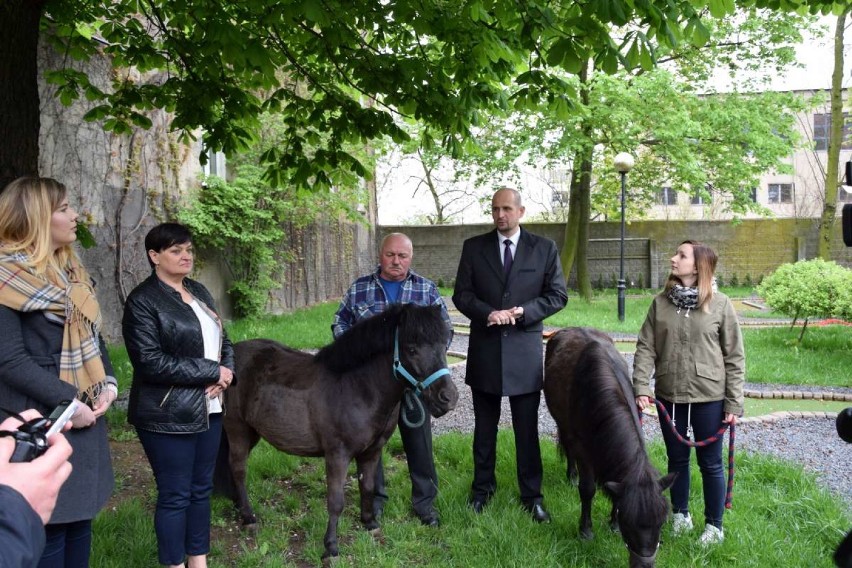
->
[381,219,852,288]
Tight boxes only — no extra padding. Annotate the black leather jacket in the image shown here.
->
[123,274,235,433]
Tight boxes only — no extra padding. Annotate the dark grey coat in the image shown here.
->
[0,306,115,524]
[453,228,568,396]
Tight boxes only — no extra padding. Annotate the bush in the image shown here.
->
[757,259,852,323]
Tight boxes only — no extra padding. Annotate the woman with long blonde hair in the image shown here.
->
[0,177,117,568]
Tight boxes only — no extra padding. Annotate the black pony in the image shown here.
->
[544,327,676,568]
[215,303,458,562]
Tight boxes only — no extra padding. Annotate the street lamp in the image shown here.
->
[614,152,635,322]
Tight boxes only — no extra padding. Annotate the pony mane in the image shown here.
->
[315,303,448,374]
[573,340,648,478]
[574,341,669,526]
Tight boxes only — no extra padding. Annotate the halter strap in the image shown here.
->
[392,329,450,393]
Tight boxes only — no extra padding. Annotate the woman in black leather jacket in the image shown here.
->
[123,223,235,568]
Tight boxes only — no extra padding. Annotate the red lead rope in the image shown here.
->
[648,398,736,509]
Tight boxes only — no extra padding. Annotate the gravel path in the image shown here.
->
[439,332,852,512]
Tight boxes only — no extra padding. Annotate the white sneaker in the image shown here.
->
[671,512,693,535]
[698,523,725,545]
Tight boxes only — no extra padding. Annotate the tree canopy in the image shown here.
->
[2,0,847,188]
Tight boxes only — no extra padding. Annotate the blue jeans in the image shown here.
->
[137,414,222,565]
[38,520,92,568]
[659,399,726,529]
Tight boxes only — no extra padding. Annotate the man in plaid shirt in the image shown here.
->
[332,233,451,527]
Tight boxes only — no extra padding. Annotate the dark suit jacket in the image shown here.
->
[453,228,568,396]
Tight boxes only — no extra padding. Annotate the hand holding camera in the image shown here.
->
[0,409,74,524]
[0,400,79,463]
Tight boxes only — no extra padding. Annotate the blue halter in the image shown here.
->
[392,329,450,394]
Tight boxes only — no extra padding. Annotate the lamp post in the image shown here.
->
[614,152,635,322]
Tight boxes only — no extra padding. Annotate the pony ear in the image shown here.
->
[658,472,678,492]
[603,481,623,498]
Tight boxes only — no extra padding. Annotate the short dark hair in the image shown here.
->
[144,223,193,269]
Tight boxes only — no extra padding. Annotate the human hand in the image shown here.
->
[635,396,651,412]
[723,412,738,426]
[487,309,517,327]
[207,366,234,397]
[70,402,96,429]
[0,411,73,524]
[92,387,117,419]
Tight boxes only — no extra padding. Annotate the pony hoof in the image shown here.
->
[610,523,621,534]
[580,529,594,541]
[369,528,386,544]
[321,554,339,567]
[364,519,380,531]
[241,521,258,534]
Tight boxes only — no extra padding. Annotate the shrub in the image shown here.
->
[757,259,852,338]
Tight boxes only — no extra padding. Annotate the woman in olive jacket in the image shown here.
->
[633,240,744,547]
[123,223,235,568]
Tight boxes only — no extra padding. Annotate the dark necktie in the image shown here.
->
[503,239,513,276]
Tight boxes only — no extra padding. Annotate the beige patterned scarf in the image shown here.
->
[0,251,106,399]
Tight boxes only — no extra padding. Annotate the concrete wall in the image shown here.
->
[381,218,852,289]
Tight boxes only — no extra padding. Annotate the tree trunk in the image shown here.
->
[560,61,595,300]
[0,1,44,187]
[817,10,848,259]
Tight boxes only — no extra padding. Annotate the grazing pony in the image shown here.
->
[216,303,458,562]
[544,327,675,568]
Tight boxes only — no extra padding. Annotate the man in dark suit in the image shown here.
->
[452,187,568,523]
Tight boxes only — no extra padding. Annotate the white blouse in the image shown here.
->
[189,299,223,414]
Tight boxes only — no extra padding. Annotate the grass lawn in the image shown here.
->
[95,430,851,567]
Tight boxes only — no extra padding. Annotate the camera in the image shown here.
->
[1,400,78,463]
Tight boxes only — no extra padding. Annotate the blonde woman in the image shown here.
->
[0,177,117,567]
[633,240,744,546]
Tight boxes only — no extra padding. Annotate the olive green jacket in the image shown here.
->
[632,291,745,415]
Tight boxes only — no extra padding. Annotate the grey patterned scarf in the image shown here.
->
[667,284,699,317]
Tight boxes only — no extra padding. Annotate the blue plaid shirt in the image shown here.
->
[332,267,452,341]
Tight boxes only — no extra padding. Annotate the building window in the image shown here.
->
[201,149,227,178]
[750,187,758,203]
[839,188,852,203]
[767,183,793,204]
[690,192,706,205]
[551,190,569,207]
[657,187,677,205]
[813,113,852,152]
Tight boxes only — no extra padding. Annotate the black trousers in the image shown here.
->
[373,407,438,517]
[470,388,543,505]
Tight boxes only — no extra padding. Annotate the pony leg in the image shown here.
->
[322,454,349,561]
[227,424,261,526]
[609,502,620,534]
[577,463,596,540]
[355,452,382,530]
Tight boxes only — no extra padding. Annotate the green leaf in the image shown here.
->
[75,223,96,249]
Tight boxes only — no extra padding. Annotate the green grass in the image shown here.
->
[744,326,852,387]
[93,431,851,567]
[226,302,338,347]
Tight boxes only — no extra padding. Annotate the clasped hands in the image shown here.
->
[487,306,524,327]
[206,366,234,398]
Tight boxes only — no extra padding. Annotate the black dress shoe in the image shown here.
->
[418,510,441,527]
[524,503,551,524]
[469,496,491,514]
